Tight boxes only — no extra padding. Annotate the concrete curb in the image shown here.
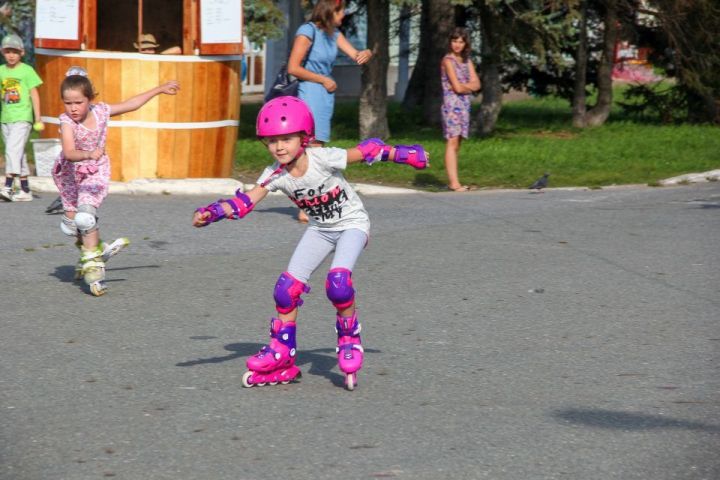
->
[27,176,421,196]
[659,169,720,186]
[26,169,720,196]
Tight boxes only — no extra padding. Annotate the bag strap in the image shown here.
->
[300,22,317,67]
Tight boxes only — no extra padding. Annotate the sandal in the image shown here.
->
[446,185,470,192]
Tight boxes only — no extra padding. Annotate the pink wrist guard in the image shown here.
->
[357,138,392,164]
[392,144,429,170]
[195,189,255,224]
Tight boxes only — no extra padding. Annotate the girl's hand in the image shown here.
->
[89,148,104,160]
[192,210,211,227]
[322,77,337,93]
[159,81,180,95]
[355,49,372,65]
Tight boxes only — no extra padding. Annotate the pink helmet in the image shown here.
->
[256,96,315,140]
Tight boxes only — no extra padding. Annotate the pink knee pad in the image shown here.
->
[326,268,355,309]
[273,272,310,314]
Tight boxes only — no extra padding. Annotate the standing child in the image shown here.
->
[441,27,480,192]
[53,67,179,296]
[192,96,429,390]
[0,33,43,202]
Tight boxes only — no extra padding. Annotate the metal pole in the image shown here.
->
[138,0,144,50]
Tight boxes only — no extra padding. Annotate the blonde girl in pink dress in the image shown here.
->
[53,67,179,296]
[441,27,480,192]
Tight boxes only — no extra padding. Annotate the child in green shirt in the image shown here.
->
[0,33,43,202]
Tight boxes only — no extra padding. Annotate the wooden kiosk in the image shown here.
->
[34,0,243,181]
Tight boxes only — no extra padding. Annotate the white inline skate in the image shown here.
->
[80,246,107,296]
[74,238,129,282]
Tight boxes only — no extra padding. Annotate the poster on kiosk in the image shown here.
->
[35,0,244,181]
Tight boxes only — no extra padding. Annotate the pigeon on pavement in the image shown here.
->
[529,173,550,192]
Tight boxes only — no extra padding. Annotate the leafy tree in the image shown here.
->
[402,1,580,134]
[402,0,460,125]
[469,1,578,134]
[650,0,720,123]
[0,0,35,63]
[243,0,287,44]
[571,0,620,128]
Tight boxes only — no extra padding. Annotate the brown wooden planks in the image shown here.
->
[35,53,241,180]
[156,62,178,178]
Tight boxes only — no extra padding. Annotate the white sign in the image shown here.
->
[35,0,80,41]
[200,0,242,44]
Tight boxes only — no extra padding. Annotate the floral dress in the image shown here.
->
[441,54,471,139]
[52,103,111,211]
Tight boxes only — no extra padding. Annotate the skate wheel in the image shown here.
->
[346,373,356,391]
[280,380,290,385]
[269,381,278,386]
[89,282,107,296]
[241,371,254,388]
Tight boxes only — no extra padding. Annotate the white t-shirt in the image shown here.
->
[257,147,370,234]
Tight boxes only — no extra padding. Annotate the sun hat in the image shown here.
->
[133,33,159,50]
[1,33,24,51]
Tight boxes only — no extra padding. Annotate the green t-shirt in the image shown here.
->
[0,62,43,123]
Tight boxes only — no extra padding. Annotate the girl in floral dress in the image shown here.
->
[52,67,179,295]
[441,27,480,192]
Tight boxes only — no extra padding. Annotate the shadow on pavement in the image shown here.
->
[51,264,160,283]
[258,206,299,220]
[176,342,380,387]
[553,408,720,433]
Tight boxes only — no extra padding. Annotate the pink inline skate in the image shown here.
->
[242,318,301,387]
[336,312,364,390]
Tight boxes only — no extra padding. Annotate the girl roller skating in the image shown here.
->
[192,96,429,390]
[53,67,179,296]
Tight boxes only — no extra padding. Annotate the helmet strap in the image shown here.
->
[257,134,313,188]
[290,134,314,163]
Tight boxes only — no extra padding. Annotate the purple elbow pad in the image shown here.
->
[393,144,429,170]
[357,138,392,164]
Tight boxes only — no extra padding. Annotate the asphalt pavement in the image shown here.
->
[1,184,719,480]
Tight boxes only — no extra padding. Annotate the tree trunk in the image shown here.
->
[402,0,456,126]
[359,0,390,138]
[475,2,503,136]
[584,0,618,127]
[687,92,720,124]
[571,0,589,128]
[394,4,411,101]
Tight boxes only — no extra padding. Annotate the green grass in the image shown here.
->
[235,94,719,190]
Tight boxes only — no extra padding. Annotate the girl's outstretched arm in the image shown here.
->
[109,81,180,117]
[337,33,372,65]
[350,139,429,169]
[193,185,268,227]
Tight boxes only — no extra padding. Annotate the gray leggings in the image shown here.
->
[287,228,368,284]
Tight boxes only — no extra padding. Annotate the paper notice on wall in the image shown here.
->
[35,0,80,40]
[200,0,243,44]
